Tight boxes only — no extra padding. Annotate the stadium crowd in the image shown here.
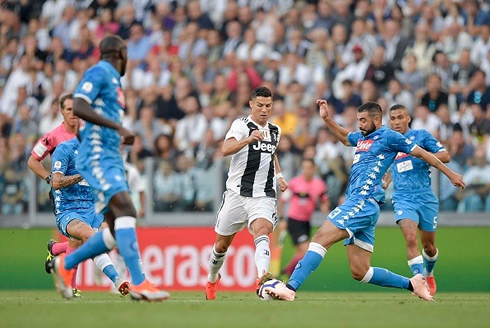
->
[0,0,489,216]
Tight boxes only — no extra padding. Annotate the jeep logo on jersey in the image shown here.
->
[253,141,277,153]
[356,140,374,152]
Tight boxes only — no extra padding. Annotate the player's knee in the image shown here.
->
[422,243,436,256]
[351,269,366,281]
[214,241,229,254]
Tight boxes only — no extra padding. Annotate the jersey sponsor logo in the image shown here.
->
[356,140,374,152]
[81,82,93,93]
[252,141,277,153]
[395,152,409,160]
[33,142,48,157]
[396,160,413,173]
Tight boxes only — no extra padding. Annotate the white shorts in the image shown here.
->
[215,190,278,236]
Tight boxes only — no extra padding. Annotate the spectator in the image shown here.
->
[384,79,414,115]
[39,98,63,135]
[438,22,473,63]
[396,54,426,95]
[178,22,208,64]
[420,73,449,112]
[332,44,369,99]
[468,104,490,145]
[154,134,179,164]
[449,49,478,104]
[404,23,437,73]
[132,106,172,152]
[411,105,441,135]
[117,5,140,40]
[153,160,182,212]
[175,154,199,211]
[459,147,490,212]
[174,95,207,156]
[271,99,298,136]
[364,46,394,93]
[377,19,410,70]
[470,23,490,66]
[328,79,362,114]
[186,0,214,31]
[127,23,152,67]
[345,18,376,64]
[236,27,270,67]
[465,69,490,112]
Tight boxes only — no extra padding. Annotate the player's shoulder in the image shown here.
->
[55,137,77,152]
[268,121,281,134]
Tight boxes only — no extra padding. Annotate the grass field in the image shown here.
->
[0,291,488,328]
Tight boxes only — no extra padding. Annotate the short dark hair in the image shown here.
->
[59,93,73,109]
[251,86,272,100]
[100,35,125,59]
[389,104,407,112]
[302,158,315,166]
[358,101,382,117]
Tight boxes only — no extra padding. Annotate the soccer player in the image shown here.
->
[51,137,130,296]
[48,35,168,301]
[271,100,464,302]
[384,104,450,295]
[205,86,288,300]
[278,158,329,277]
[27,94,77,281]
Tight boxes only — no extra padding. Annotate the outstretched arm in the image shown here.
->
[317,99,351,146]
[51,172,83,190]
[73,98,135,145]
[410,146,465,188]
[28,155,50,181]
[274,155,288,192]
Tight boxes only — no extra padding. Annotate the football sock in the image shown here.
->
[288,242,326,291]
[208,246,226,283]
[254,236,271,277]
[93,253,119,284]
[66,246,78,288]
[52,242,68,255]
[407,255,424,276]
[283,254,303,277]
[361,267,410,289]
[115,216,145,286]
[422,248,438,276]
[64,229,114,270]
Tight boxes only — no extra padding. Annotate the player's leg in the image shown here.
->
[108,192,169,301]
[419,196,439,295]
[206,233,235,300]
[66,238,82,296]
[398,219,424,275]
[250,218,274,279]
[45,240,68,273]
[282,218,309,277]
[206,190,244,300]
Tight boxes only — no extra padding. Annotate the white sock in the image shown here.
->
[254,235,271,278]
[208,245,226,283]
[93,253,113,272]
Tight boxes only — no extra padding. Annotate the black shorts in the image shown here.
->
[287,217,311,246]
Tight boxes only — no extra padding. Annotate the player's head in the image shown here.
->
[249,86,273,127]
[301,158,316,181]
[59,93,78,128]
[100,35,128,76]
[389,104,411,134]
[357,101,382,136]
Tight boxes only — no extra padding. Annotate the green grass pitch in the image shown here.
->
[0,291,488,328]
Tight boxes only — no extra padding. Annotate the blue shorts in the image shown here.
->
[327,198,380,252]
[56,208,104,239]
[78,156,129,214]
[392,190,439,232]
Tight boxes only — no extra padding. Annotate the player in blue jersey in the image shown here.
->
[270,100,464,302]
[48,35,169,301]
[383,104,450,295]
[51,137,130,296]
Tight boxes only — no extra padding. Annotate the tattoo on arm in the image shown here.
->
[52,173,83,189]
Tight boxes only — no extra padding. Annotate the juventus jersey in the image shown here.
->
[224,116,281,198]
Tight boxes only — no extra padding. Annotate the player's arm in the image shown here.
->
[274,155,288,192]
[320,195,330,213]
[221,131,263,156]
[433,150,450,163]
[317,99,350,146]
[382,170,392,190]
[410,146,465,188]
[51,172,83,190]
[27,155,51,183]
[138,191,146,218]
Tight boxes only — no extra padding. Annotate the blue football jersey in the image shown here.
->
[390,129,445,194]
[74,60,125,162]
[51,138,95,215]
[346,126,416,203]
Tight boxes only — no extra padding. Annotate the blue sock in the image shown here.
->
[423,249,438,275]
[65,231,110,270]
[408,255,424,276]
[288,243,326,291]
[364,267,410,289]
[115,217,145,286]
[102,264,119,284]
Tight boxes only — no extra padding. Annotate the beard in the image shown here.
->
[361,122,376,136]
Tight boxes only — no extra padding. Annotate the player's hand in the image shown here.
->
[278,177,288,192]
[316,99,329,120]
[382,180,389,190]
[138,208,145,218]
[248,130,264,143]
[117,126,135,145]
[450,173,465,189]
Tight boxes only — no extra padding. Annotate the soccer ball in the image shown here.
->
[257,279,284,301]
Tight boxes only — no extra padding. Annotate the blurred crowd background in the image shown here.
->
[0,0,489,218]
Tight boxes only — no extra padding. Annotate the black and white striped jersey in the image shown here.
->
[224,116,281,198]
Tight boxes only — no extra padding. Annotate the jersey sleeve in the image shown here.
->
[74,66,107,105]
[31,132,55,161]
[347,132,362,147]
[421,130,446,153]
[225,119,248,141]
[51,143,70,176]
[386,130,417,154]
